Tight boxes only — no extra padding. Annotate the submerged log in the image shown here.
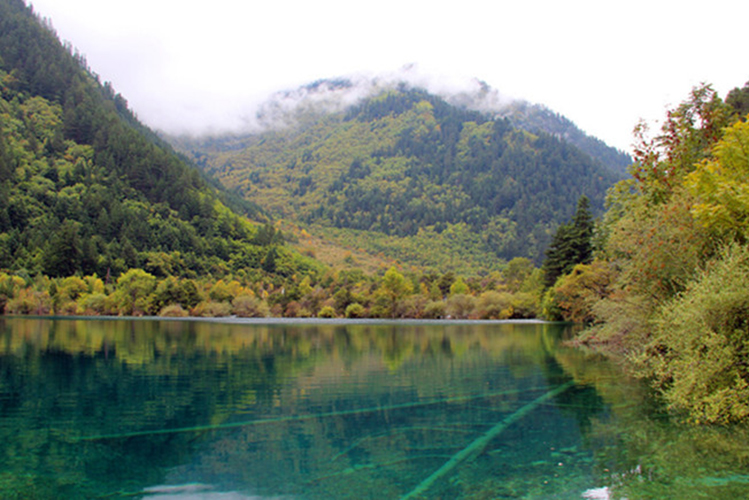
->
[401,381,575,500]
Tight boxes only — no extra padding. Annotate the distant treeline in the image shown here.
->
[0,257,544,320]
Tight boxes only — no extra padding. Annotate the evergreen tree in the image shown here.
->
[542,195,594,287]
[726,81,749,118]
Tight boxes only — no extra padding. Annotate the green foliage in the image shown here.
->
[544,260,615,323]
[542,195,594,288]
[449,276,469,296]
[445,294,476,319]
[159,304,189,317]
[191,300,232,317]
[629,84,732,204]
[572,83,749,423]
[726,81,749,119]
[503,257,534,293]
[232,294,270,318]
[317,305,336,318]
[315,222,505,276]
[475,291,514,319]
[148,276,201,314]
[687,118,749,242]
[113,269,156,316]
[182,88,621,266]
[344,303,365,318]
[0,0,309,281]
[642,245,749,423]
[503,100,633,174]
[375,266,413,318]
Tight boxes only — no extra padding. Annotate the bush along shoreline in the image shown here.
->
[0,258,546,320]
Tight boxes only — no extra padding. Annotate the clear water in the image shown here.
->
[1,318,749,499]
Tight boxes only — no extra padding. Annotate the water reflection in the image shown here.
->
[0,318,748,498]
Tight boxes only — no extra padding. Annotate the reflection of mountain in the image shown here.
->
[0,318,668,498]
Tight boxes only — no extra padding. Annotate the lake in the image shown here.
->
[1,317,748,499]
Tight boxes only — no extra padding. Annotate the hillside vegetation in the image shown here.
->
[0,0,551,321]
[0,0,320,281]
[544,83,749,424]
[180,87,624,272]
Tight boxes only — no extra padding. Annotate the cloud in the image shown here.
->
[163,64,522,137]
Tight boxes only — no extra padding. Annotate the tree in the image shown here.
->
[503,257,534,293]
[687,118,749,243]
[42,220,82,277]
[378,266,412,318]
[726,81,749,119]
[113,269,156,315]
[542,195,594,287]
[630,84,731,202]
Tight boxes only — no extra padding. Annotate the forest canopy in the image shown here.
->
[0,0,295,280]
[181,87,623,270]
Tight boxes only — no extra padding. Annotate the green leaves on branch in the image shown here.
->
[687,119,749,242]
[643,244,749,424]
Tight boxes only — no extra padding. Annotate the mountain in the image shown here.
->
[174,84,626,272]
[213,75,631,174]
[500,100,632,174]
[422,79,632,174]
[0,0,318,280]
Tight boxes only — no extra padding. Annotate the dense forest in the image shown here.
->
[501,99,632,174]
[179,86,624,271]
[0,0,322,282]
[0,0,553,321]
[543,82,749,424]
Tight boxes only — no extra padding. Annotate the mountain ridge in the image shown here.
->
[180,76,631,175]
[173,85,626,272]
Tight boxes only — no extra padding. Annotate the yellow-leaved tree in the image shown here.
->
[687,118,749,242]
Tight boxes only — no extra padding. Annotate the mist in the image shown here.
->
[155,65,522,138]
[28,0,749,152]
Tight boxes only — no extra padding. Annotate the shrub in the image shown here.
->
[401,295,428,319]
[548,260,616,323]
[5,289,52,315]
[159,304,189,317]
[317,306,336,318]
[422,300,446,319]
[191,301,232,317]
[56,300,80,316]
[509,291,540,318]
[344,303,365,318]
[476,291,514,319]
[642,244,749,424]
[78,292,112,315]
[445,294,475,319]
[232,294,270,318]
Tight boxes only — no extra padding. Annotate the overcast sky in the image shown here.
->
[26,0,749,152]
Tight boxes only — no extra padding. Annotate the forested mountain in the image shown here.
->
[501,100,632,174]
[178,86,625,270]
[0,0,314,280]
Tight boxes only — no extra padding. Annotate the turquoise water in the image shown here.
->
[1,318,748,499]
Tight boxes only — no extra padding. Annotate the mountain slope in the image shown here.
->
[178,86,625,270]
[501,100,632,174]
[0,0,318,279]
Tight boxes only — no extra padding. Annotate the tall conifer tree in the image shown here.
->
[542,195,594,287]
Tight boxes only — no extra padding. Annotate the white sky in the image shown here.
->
[27,0,749,152]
